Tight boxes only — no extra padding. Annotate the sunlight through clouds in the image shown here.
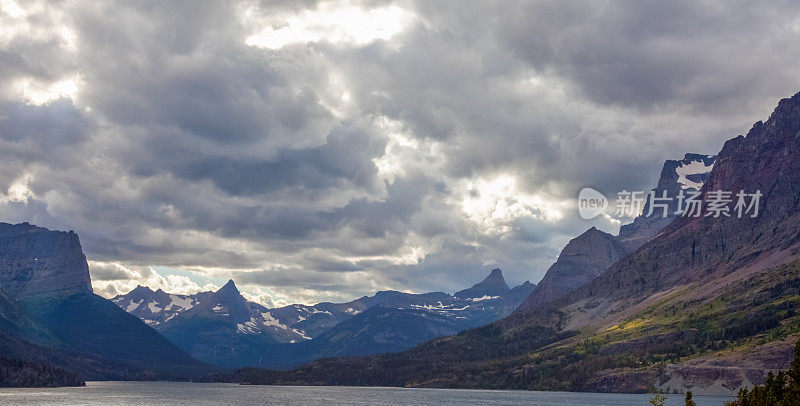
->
[459,174,566,236]
[13,75,82,106]
[372,116,436,184]
[0,0,77,48]
[0,0,24,18]
[0,174,34,204]
[244,0,415,49]
[1,0,82,105]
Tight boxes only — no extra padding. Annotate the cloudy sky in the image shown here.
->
[2,0,800,306]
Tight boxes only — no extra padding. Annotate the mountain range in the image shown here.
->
[112,268,535,368]
[213,92,800,395]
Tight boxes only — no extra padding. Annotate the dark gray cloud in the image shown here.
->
[1,0,799,304]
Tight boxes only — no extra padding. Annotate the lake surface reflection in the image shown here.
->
[0,381,737,405]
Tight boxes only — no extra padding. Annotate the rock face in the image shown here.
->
[454,268,511,299]
[586,92,800,300]
[0,222,209,381]
[0,222,92,298]
[617,153,716,252]
[518,227,627,311]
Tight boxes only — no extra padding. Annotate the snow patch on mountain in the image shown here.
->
[125,299,142,312]
[237,319,262,334]
[470,295,500,302]
[292,328,311,340]
[676,159,715,189]
[147,302,161,313]
[260,312,284,328]
[165,294,194,311]
[410,302,469,312]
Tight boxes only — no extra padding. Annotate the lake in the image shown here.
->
[0,381,736,405]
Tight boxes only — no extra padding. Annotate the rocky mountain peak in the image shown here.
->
[454,268,511,299]
[130,285,153,293]
[519,152,715,311]
[217,279,239,295]
[659,153,716,192]
[518,227,627,311]
[127,285,155,299]
[558,227,624,260]
[514,280,534,289]
[0,222,39,236]
[212,279,250,321]
[0,222,92,298]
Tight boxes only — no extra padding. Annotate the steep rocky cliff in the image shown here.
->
[0,223,92,299]
[518,227,627,311]
[581,92,800,303]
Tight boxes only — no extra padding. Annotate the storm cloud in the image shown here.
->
[2,0,800,305]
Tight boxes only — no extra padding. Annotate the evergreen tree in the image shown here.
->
[649,393,666,406]
[726,338,800,406]
[685,390,696,406]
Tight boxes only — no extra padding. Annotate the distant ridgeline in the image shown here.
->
[112,268,535,369]
[209,92,800,395]
[0,222,212,387]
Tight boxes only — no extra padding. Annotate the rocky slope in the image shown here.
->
[113,269,535,368]
[518,227,627,311]
[227,91,800,394]
[521,91,800,391]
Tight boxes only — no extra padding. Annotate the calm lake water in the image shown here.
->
[0,381,736,405]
